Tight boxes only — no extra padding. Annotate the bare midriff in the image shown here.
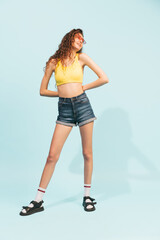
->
[57,82,84,98]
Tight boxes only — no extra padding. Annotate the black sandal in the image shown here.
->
[19,200,44,216]
[82,196,97,212]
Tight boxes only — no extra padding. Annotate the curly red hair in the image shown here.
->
[43,28,85,89]
[43,28,84,73]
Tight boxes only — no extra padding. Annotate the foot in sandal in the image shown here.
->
[19,200,44,216]
[82,196,97,212]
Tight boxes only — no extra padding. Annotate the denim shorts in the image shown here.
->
[56,92,97,127]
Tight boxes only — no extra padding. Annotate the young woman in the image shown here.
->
[19,28,109,216]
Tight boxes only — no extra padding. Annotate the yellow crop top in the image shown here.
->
[54,53,83,86]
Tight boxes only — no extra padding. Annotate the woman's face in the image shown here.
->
[72,33,86,51]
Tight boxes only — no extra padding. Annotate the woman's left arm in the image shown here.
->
[80,53,109,91]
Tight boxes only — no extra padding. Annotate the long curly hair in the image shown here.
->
[43,28,85,89]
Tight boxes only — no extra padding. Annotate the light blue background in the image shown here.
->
[0,0,160,239]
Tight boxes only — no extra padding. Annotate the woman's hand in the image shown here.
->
[82,85,86,91]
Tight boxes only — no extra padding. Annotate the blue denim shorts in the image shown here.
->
[56,92,97,127]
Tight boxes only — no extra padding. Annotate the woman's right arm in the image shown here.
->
[40,59,59,97]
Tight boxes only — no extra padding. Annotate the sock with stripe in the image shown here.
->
[34,187,46,203]
[21,187,46,213]
[84,183,93,209]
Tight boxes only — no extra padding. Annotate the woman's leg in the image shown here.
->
[38,123,73,189]
[79,121,96,210]
[19,123,73,215]
[79,121,94,184]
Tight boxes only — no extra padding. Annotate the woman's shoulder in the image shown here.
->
[77,52,90,67]
[78,52,88,58]
[48,58,59,72]
[78,52,91,62]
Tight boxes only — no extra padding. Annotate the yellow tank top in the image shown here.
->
[54,53,83,86]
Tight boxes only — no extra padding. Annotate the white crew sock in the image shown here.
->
[21,187,46,214]
[34,187,46,203]
[84,184,93,209]
[84,184,91,196]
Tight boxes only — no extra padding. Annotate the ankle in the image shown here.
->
[34,187,46,202]
[84,183,91,197]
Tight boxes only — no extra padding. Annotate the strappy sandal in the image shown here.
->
[19,200,44,216]
[82,196,97,212]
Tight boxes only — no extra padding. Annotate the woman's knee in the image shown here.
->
[83,151,93,161]
[46,154,60,164]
